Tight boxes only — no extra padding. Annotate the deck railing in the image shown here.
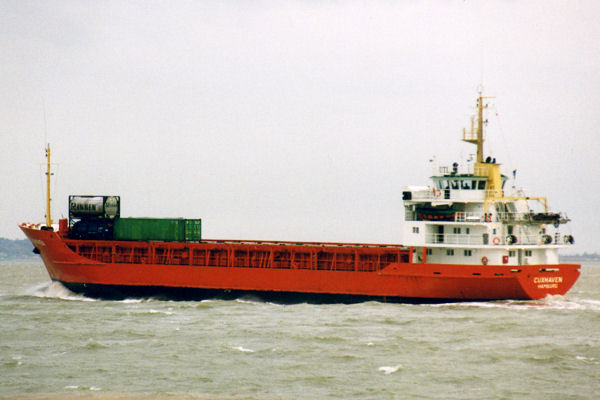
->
[453,212,485,222]
[425,233,565,246]
[426,234,485,245]
[496,212,567,225]
[65,240,411,271]
[407,211,567,226]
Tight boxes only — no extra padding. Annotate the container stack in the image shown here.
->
[113,218,202,242]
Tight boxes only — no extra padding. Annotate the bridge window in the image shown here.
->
[464,250,472,256]
[446,249,454,256]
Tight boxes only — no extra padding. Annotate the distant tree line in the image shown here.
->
[560,252,600,261]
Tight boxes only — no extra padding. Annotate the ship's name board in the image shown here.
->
[533,276,562,289]
[71,203,101,211]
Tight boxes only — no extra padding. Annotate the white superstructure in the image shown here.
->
[402,94,574,266]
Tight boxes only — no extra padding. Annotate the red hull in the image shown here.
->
[20,224,580,302]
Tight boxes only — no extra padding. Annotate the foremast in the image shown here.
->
[45,144,53,228]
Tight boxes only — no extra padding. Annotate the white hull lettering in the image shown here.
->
[534,276,562,289]
[533,276,563,284]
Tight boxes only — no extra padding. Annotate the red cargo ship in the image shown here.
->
[20,94,580,302]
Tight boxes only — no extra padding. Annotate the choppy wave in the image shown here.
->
[64,384,102,391]
[2,261,599,400]
[235,296,269,305]
[378,365,402,374]
[83,338,111,350]
[232,345,255,353]
[427,295,600,311]
[27,281,95,302]
[148,308,175,315]
[575,355,599,365]
[121,298,144,304]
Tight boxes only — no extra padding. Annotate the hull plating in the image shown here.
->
[21,224,580,302]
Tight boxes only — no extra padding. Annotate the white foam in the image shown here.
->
[378,365,402,374]
[63,385,101,391]
[10,355,23,366]
[121,298,143,304]
[233,345,255,353]
[535,295,600,311]
[235,298,263,305]
[426,296,600,311]
[149,308,175,315]
[581,299,600,310]
[28,281,95,302]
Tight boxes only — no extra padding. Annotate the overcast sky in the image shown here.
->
[2,1,599,254]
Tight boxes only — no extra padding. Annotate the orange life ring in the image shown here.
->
[432,188,441,198]
[492,237,501,245]
[481,256,488,265]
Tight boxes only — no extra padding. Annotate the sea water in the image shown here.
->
[1,259,599,400]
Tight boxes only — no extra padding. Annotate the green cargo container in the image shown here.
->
[113,218,202,242]
[184,219,202,242]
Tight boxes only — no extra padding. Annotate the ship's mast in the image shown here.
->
[462,93,489,163]
[45,144,53,227]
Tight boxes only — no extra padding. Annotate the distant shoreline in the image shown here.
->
[0,238,37,260]
[560,255,600,262]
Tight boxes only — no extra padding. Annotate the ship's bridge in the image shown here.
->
[402,171,508,203]
[432,171,507,201]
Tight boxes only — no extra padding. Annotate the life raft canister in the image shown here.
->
[563,235,575,244]
[541,234,552,244]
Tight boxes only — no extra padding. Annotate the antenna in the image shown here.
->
[43,99,48,145]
